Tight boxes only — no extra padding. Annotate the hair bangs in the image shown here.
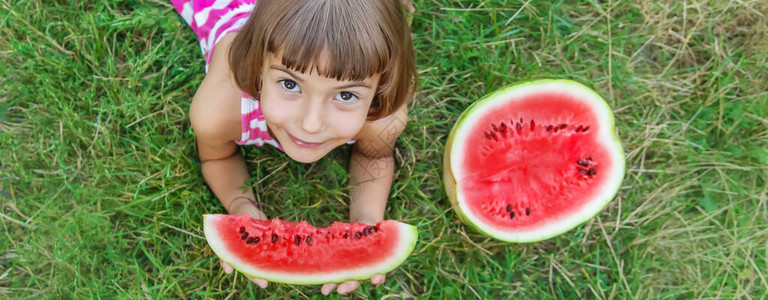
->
[266,0,390,82]
[230,0,417,120]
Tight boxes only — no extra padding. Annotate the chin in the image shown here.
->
[283,147,329,163]
[287,153,323,163]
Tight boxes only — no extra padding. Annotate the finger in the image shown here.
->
[220,260,233,274]
[400,0,414,13]
[321,283,338,296]
[337,280,361,295]
[371,274,386,286]
[246,275,268,289]
[250,210,266,220]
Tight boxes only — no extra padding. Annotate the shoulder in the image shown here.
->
[207,32,238,76]
[190,34,243,144]
[189,80,242,141]
[189,89,242,153]
[352,104,408,158]
[189,74,243,161]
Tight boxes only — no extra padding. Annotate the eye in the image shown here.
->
[280,79,300,92]
[335,91,359,103]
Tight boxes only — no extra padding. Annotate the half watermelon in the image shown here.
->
[203,215,418,284]
[443,79,625,243]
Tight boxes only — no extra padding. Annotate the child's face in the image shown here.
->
[260,53,380,163]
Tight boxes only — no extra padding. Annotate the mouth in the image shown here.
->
[287,133,324,149]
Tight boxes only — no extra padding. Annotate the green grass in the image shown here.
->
[1,0,767,298]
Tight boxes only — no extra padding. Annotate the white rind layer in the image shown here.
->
[447,79,625,242]
[203,215,419,284]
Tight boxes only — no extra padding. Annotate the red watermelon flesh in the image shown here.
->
[444,80,625,242]
[203,215,418,284]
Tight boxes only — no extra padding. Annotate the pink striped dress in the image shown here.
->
[172,0,282,150]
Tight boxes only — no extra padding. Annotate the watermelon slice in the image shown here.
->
[203,215,418,284]
[443,79,625,243]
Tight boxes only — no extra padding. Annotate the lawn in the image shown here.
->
[1,0,767,298]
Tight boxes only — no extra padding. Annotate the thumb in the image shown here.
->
[220,260,233,274]
[231,198,267,220]
[249,209,267,221]
[400,0,415,13]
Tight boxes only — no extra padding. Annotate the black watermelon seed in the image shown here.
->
[363,229,370,236]
[492,124,498,132]
[559,124,567,129]
[506,205,512,212]
[516,123,522,130]
[306,236,312,245]
[579,169,588,175]
[490,131,498,141]
[587,169,596,176]
[510,211,515,219]
[526,207,531,216]
[576,125,583,132]
[583,126,590,132]
[253,237,260,244]
[355,232,362,239]
[546,125,553,132]
[372,226,378,232]
[344,233,349,238]
[239,227,245,233]
[484,132,491,140]
[241,232,248,240]
[577,160,588,167]
[272,234,278,243]
[500,123,507,133]
[295,236,301,246]
[587,156,593,161]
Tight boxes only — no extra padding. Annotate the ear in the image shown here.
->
[369,94,380,116]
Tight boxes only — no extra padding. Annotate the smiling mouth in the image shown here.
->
[287,133,324,148]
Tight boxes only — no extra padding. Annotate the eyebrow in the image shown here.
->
[271,65,305,83]
[270,65,373,90]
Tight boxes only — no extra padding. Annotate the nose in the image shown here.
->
[300,98,324,134]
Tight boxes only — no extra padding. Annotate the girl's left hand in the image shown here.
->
[320,274,386,295]
[400,0,415,13]
[321,216,386,295]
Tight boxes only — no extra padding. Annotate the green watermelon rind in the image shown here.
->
[443,79,625,243]
[203,215,419,285]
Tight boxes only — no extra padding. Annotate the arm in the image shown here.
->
[321,105,407,296]
[189,73,266,220]
[189,32,269,289]
[199,149,266,218]
[189,33,266,219]
[190,79,270,290]
[349,145,396,224]
[348,104,408,224]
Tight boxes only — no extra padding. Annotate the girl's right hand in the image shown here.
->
[220,197,269,289]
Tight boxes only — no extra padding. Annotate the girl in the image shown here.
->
[171,0,417,295]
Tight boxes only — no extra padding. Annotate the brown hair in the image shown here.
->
[229,0,417,120]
